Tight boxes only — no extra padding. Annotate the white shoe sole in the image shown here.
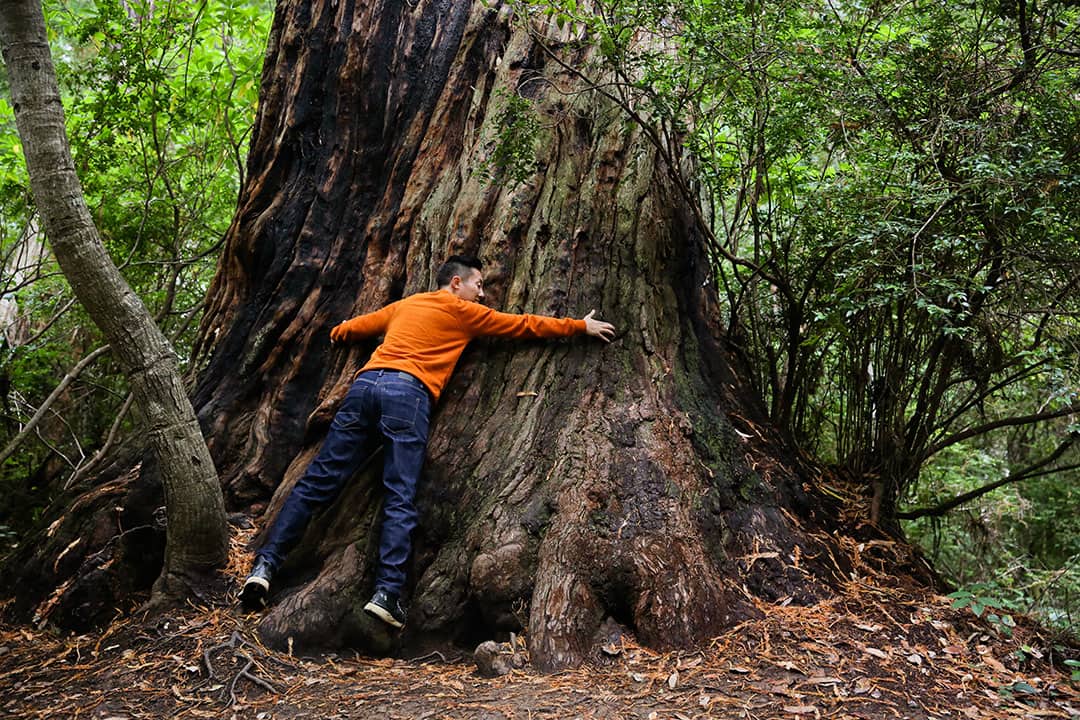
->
[364,601,404,628]
[239,576,270,609]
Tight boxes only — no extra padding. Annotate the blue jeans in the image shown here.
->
[257,369,432,596]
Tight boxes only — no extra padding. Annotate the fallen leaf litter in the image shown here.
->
[1,530,1077,719]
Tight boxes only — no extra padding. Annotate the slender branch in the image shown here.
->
[934,357,1053,432]
[975,0,1055,101]
[898,437,1078,520]
[923,403,1079,460]
[0,269,67,298]
[0,344,111,467]
[65,390,133,489]
[33,424,75,469]
[1047,46,1080,58]
[16,297,76,348]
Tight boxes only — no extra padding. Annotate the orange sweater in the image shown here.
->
[330,290,586,400]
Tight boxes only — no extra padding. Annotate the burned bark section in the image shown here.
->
[192,0,490,508]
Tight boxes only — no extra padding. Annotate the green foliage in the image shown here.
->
[0,0,270,536]
[997,679,1039,700]
[906,448,1080,634]
[475,88,543,186]
[49,0,268,339]
[948,583,1017,636]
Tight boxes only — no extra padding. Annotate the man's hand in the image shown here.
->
[583,309,615,342]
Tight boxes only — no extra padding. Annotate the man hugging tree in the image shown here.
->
[239,255,616,627]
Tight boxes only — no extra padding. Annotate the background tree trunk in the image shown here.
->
[0,0,227,605]
[186,0,855,669]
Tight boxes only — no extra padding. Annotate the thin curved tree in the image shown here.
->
[0,0,228,605]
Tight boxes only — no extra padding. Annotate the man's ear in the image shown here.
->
[449,275,462,290]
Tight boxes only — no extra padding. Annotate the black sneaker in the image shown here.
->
[238,557,274,610]
[364,588,406,628]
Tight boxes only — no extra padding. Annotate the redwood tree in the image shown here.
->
[185,0,857,668]
[5,0,890,668]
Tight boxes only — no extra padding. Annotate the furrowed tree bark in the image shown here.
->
[0,0,227,604]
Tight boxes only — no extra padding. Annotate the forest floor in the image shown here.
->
[2,531,1078,719]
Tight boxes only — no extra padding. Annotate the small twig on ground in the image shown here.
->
[410,650,451,664]
[230,652,279,705]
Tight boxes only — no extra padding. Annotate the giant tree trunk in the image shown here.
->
[188,0,848,668]
[0,0,227,602]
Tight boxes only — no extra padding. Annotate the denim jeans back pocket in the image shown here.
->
[380,394,421,436]
[335,411,368,432]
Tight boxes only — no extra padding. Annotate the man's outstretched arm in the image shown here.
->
[461,302,615,341]
[329,302,398,344]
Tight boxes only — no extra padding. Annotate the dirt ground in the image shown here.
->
[3,525,1078,719]
[2,570,1078,720]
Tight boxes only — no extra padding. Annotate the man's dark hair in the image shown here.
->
[435,255,483,288]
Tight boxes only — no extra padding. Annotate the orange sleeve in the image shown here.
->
[329,302,399,343]
[459,302,586,339]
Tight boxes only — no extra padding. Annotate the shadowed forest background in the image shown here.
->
[0,0,1077,668]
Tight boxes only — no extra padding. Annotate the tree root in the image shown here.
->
[200,630,281,706]
[140,566,231,616]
